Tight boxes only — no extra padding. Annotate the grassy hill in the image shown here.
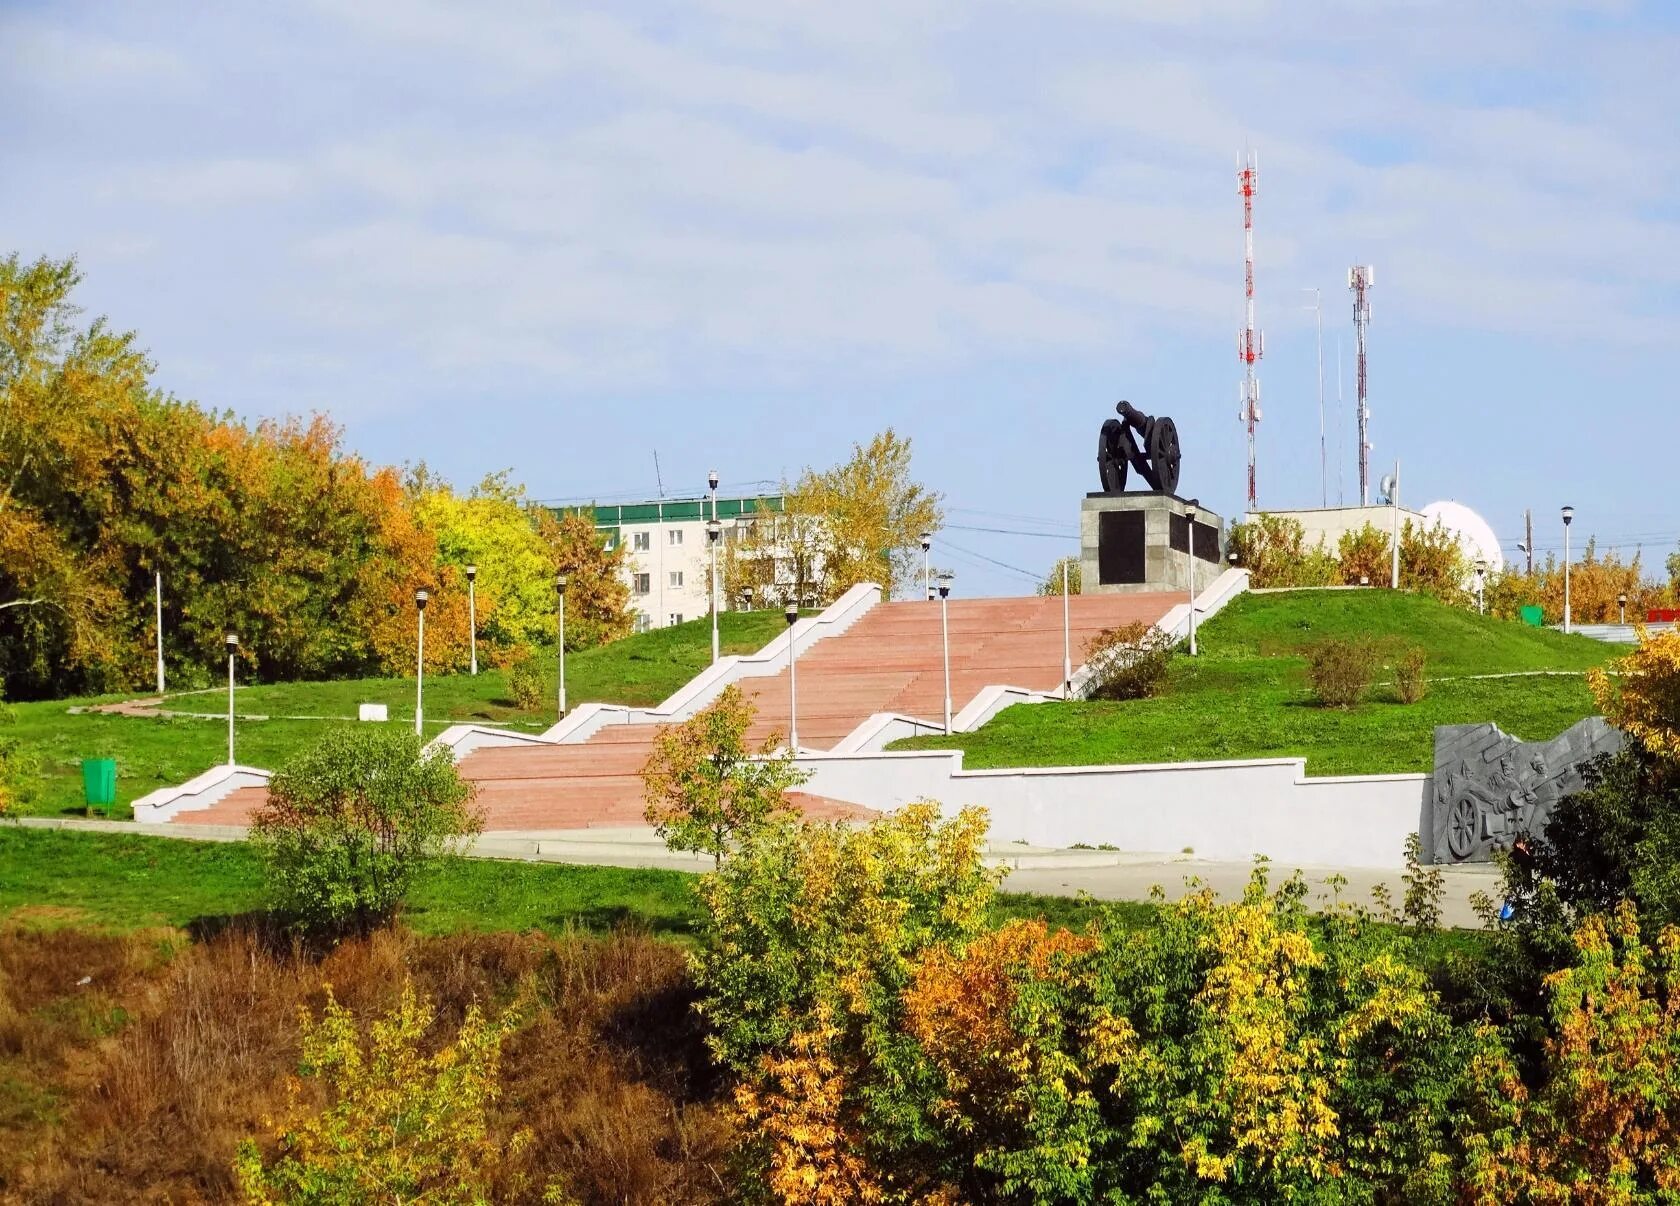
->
[889,589,1624,777]
[3,610,790,820]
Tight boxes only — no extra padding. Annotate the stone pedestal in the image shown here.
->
[1080,492,1224,595]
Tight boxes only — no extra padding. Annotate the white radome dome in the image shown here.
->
[1420,500,1503,573]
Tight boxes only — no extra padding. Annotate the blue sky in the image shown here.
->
[6,0,1678,594]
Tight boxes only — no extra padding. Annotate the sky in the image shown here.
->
[6,0,1679,595]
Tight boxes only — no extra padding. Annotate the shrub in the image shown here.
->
[233,981,549,1204]
[1081,621,1175,701]
[1227,514,1338,588]
[251,726,482,937]
[1306,637,1378,708]
[1336,523,1392,587]
[697,803,999,1196]
[1394,645,1428,704]
[641,684,807,866]
[1463,903,1680,1199]
[505,647,546,711]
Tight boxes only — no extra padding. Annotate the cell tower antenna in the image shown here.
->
[1348,265,1374,505]
[1237,151,1263,511]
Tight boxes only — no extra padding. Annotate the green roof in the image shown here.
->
[556,496,786,527]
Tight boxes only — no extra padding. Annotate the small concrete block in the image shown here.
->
[358,703,389,722]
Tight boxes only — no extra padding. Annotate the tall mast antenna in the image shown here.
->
[1348,265,1374,505]
[1237,151,1263,511]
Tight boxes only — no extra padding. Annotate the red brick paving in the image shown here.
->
[171,593,1176,831]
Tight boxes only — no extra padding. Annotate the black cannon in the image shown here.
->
[1097,400,1181,495]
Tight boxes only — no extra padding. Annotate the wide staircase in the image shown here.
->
[180,592,1178,830]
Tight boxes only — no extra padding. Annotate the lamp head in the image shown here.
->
[919,531,931,552]
[414,589,428,611]
[1185,498,1198,522]
[937,572,953,600]
[225,632,239,652]
[707,518,722,543]
[555,572,570,592]
[708,469,719,492]
[1619,592,1628,603]
[465,564,477,581]
[784,603,798,626]
[1562,505,1574,526]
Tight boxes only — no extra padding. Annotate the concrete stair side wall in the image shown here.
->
[132,764,273,824]
[540,583,882,745]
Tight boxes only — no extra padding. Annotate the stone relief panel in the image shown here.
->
[1425,717,1623,864]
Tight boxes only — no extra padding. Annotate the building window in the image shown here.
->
[668,529,684,546]
[633,612,652,634]
[632,531,651,552]
[633,573,651,595]
[668,612,684,626]
[669,571,684,588]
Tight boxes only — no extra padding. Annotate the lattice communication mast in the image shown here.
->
[1348,265,1374,505]
[1237,152,1263,511]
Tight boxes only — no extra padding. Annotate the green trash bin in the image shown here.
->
[1519,605,1545,628]
[81,757,117,810]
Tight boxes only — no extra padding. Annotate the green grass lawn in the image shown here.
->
[890,589,1624,777]
[0,827,1128,941]
[3,611,789,820]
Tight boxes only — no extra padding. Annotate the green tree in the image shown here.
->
[782,428,944,603]
[1037,555,1081,596]
[251,726,482,937]
[641,684,806,866]
[412,470,557,656]
[1226,514,1337,588]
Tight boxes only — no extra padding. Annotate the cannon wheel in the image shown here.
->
[1148,417,1181,495]
[1446,794,1480,861]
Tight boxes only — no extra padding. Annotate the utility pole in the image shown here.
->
[1525,509,1534,576]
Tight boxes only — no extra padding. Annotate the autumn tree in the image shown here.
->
[779,428,944,603]
[1591,625,1680,766]
[723,500,826,609]
[534,507,632,650]
[641,684,806,866]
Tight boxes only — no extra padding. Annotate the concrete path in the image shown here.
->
[8,817,1503,928]
[1005,860,1503,929]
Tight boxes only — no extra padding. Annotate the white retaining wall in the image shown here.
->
[794,750,1426,868]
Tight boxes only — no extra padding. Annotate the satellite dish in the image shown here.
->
[1378,473,1397,505]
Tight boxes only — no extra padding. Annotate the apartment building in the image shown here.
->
[586,494,787,632]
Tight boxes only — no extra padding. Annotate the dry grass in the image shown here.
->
[0,923,733,1203]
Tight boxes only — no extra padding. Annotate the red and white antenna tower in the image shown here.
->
[1237,152,1263,511]
[1348,265,1374,504]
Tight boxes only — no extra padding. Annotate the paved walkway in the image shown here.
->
[9,817,1502,929]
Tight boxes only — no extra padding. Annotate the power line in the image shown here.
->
[945,522,1077,540]
[937,537,1043,583]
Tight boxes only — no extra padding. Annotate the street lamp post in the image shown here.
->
[466,565,478,676]
[1562,506,1575,633]
[556,573,569,717]
[937,573,954,733]
[1475,560,1488,615]
[155,570,165,695]
[1619,592,1628,625]
[920,532,932,600]
[414,590,428,736]
[708,470,720,663]
[1186,501,1199,657]
[1061,558,1072,699]
[784,603,799,750]
[708,518,722,665]
[225,632,238,766]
